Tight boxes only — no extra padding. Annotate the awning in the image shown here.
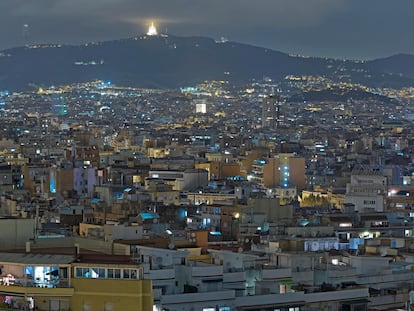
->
[201,277,223,282]
[0,291,25,297]
[240,302,305,310]
[341,299,370,305]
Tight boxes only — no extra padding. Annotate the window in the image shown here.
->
[104,303,115,311]
[60,267,68,278]
[75,267,91,278]
[123,269,138,279]
[353,304,367,311]
[107,268,121,279]
[363,200,376,205]
[76,267,82,277]
[91,268,105,278]
[107,269,113,278]
[123,269,131,279]
[115,269,121,278]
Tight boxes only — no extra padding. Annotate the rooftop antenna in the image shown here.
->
[22,24,30,46]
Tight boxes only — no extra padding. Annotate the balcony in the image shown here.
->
[262,267,291,280]
[323,265,357,279]
[369,293,407,309]
[305,287,369,303]
[189,264,223,278]
[0,280,74,297]
[223,271,245,283]
[161,290,235,304]
[235,292,306,309]
[1,277,72,289]
[292,269,314,284]
[145,268,175,280]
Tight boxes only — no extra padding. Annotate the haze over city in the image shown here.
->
[1,0,414,59]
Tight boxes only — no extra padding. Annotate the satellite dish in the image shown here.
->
[168,243,174,249]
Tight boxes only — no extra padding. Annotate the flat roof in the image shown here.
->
[0,252,74,265]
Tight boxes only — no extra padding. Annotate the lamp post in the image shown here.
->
[231,212,240,241]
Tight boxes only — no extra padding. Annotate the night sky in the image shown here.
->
[1,0,413,60]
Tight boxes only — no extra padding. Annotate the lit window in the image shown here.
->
[91,268,105,278]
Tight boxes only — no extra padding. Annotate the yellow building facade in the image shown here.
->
[0,252,153,311]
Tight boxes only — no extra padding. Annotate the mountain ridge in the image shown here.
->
[0,34,413,91]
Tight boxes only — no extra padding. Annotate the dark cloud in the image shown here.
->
[0,0,413,59]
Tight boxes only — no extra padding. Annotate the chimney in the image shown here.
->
[25,241,31,253]
[74,243,80,256]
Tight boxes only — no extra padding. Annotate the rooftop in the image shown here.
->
[0,252,74,265]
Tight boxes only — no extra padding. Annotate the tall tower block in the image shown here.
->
[261,95,281,129]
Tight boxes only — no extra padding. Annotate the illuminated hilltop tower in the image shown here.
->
[147,22,158,36]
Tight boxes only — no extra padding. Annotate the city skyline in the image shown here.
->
[0,0,413,60]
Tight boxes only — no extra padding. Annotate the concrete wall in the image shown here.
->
[28,236,130,255]
[245,198,293,223]
[106,224,144,241]
[71,278,153,311]
[349,255,390,275]
[0,218,35,249]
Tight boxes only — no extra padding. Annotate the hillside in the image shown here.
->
[0,34,413,91]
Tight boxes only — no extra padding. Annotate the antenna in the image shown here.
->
[22,24,30,46]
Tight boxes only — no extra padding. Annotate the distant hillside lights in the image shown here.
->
[74,60,104,66]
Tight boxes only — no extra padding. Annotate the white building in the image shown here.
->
[148,169,208,191]
[73,167,97,197]
[345,170,387,212]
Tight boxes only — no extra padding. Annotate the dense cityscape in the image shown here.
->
[0,16,414,311]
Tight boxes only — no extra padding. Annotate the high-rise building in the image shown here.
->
[261,95,281,129]
[195,103,207,114]
[193,98,208,114]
